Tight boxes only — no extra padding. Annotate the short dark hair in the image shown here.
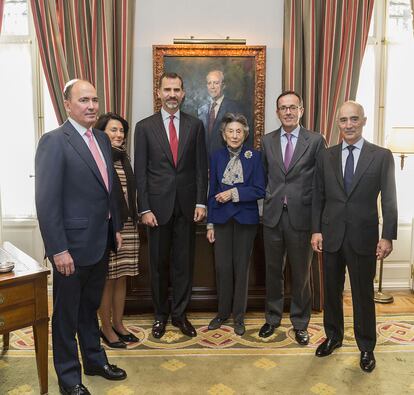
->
[158,72,184,90]
[219,112,250,141]
[276,90,303,109]
[94,112,129,138]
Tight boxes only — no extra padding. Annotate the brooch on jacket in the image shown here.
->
[244,150,253,159]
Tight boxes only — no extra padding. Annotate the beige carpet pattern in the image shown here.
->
[2,314,414,394]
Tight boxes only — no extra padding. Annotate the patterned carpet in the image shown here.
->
[2,314,414,394]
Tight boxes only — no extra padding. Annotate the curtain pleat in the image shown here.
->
[30,0,135,129]
[282,0,374,311]
[283,0,374,145]
[0,0,6,34]
[411,0,414,37]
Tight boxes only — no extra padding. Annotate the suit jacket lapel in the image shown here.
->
[271,129,285,174]
[329,144,345,192]
[64,121,108,192]
[240,146,254,181]
[177,112,190,166]
[217,149,228,184]
[348,141,375,196]
[287,127,310,173]
[153,112,175,166]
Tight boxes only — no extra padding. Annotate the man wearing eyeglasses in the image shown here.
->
[259,91,325,345]
[311,101,397,372]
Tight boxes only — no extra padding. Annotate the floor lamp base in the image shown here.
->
[374,291,394,304]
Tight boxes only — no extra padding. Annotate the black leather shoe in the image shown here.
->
[152,320,167,339]
[100,330,127,349]
[208,316,228,330]
[84,363,127,380]
[234,322,245,336]
[59,384,91,395]
[315,338,342,357]
[360,351,376,372]
[294,329,309,345]
[113,327,140,343]
[258,323,279,338]
[172,317,197,337]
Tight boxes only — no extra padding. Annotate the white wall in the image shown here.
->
[131,0,284,132]
[129,0,412,290]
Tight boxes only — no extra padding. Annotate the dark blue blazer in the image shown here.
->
[207,145,266,225]
[35,120,121,266]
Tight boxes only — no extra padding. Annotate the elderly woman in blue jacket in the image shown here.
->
[206,113,266,335]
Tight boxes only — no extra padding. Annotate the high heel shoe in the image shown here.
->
[100,329,127,349]
[112,327,140,343]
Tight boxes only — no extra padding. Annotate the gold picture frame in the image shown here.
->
[153,45,266,149]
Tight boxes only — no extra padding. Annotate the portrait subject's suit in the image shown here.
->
[312,140,397,351]
[198,97,248,155]
[35,120,121,388]
[134,111,208,320]
[261,126,325,329]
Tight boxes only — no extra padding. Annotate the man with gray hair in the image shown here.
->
[198,70,246,155]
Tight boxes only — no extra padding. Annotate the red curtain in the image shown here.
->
[30,0,135,127]
[283,0,374,145]
[0,0,5,34]
[283,0,374,310]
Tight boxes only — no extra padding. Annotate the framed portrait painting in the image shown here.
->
[153,45,266,152]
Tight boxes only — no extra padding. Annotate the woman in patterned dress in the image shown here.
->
[95,113,140,348]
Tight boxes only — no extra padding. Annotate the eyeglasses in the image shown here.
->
[278,105,301,113]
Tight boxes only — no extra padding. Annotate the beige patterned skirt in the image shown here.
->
[107,219,139,279]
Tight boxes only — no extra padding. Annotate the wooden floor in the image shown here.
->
[344,289,414,315]
[47,290,414,318]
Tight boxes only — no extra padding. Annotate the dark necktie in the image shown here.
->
[208,101,217,133]
[284,133,294,170]
[169,115,178,166]
[344,145,355,195]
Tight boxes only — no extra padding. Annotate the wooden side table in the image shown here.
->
[0,242,50,394]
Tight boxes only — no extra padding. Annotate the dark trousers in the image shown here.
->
[148,201,195,321]
[323,234,377,352]
[263,209,313,329]
[51,252,109,388]
[214,220,257,323]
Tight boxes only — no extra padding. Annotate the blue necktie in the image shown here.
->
[344,145,355,195]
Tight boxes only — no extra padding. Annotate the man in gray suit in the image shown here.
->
[35,80,126,395]
[259,91,325,345]
[311,101,397,372]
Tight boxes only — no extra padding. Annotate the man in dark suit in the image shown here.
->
[311,101,397,372]
[35,80,126,395]
[259,91,325,345]
[198,70,248,155]
[134,72,208,339]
